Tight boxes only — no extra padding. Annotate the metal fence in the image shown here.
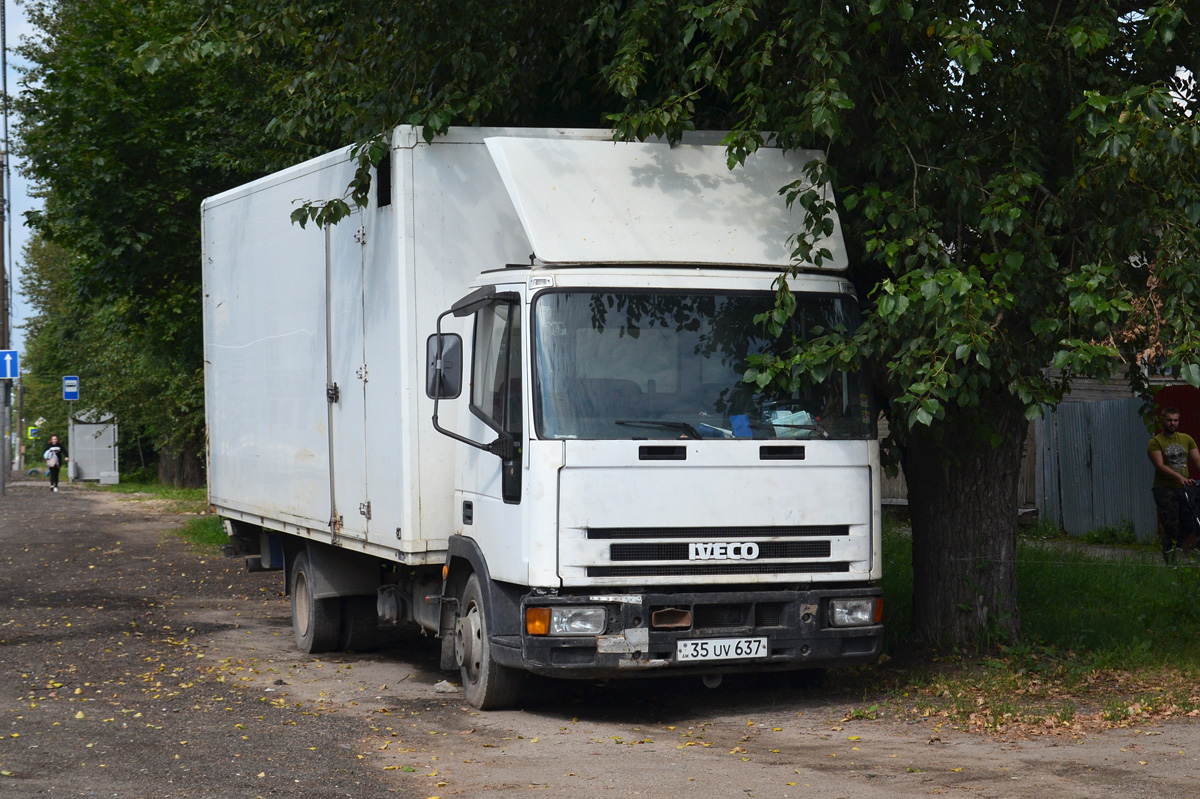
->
[1037,398,1157,540]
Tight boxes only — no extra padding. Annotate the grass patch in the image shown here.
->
[99,480,224,550]
[177,515,227,549]
[862,521,1200,732]
[100,481,210,514]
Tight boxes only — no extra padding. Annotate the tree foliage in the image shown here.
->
[580,1,1200,644]
[16,0,1200,641]
[14,0,294,483]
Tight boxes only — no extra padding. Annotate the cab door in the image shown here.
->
[457,288,527,583]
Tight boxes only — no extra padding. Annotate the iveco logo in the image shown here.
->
[688,542,760,561]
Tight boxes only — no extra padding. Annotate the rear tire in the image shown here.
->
[291,552,341,653]
[456,574,522,710]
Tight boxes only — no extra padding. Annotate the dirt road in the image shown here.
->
[4,480,1200,799]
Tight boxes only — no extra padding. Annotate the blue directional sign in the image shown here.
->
[63,375,80,401]
[0,349,17,380]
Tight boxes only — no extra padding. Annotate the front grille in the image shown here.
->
[755,602,787,627]
[646,600,791,631]
[610,541,831,561]
[587,562,851,577]
[587,525,849,540]
[694,603,746,627]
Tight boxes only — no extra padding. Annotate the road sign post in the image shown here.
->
[1,352,17,497]
[62,377,80,485]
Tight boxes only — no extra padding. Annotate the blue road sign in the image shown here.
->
[63,375,80,401]
[0,350,17,380]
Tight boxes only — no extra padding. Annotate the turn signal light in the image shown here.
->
[526,607,551,636]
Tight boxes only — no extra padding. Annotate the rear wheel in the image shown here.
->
[291,552,341,653]
[455,574,522,710]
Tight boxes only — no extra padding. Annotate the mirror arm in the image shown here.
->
[430,307,512,459]
[484,433,516,460]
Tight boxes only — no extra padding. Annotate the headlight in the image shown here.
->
[551,606,606,635]
[533,606,605,635]
[829,598,879,627]
[526,606,608,635]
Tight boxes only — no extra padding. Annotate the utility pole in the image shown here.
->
[1,0,10,496]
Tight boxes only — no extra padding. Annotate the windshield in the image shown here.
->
[532,290,874,441]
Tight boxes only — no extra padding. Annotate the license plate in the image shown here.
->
[675,637,768,662]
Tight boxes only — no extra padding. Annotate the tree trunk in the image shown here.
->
[902,394,1028,646]
[158,445,206,489]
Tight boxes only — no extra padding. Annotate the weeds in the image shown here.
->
[843,704,879,720]
[1019,518,1064,541]
[1083,520,1138,546]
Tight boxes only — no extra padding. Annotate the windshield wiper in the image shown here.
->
[615,420,703,440]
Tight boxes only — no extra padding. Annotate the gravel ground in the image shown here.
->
[5,478,1200,799]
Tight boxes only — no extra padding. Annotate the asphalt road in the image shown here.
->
[6,479,1200,799]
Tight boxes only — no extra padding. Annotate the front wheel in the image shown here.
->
[455,574,522,710]
[291,551,342,653]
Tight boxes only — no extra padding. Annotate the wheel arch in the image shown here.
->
[441,536,523,668]
[287,539,381,600]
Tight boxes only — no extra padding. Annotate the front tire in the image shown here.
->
[455,574,522,710]
[291,551,342,653]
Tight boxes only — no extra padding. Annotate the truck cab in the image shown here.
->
[433,266,881,708]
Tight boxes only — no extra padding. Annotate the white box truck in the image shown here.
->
[202,126,882,709]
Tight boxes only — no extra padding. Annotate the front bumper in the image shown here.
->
[503,586,882,679]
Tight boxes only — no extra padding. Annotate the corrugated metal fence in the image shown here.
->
[1038,398,1157,540]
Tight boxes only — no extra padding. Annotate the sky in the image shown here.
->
[5,0,37,355]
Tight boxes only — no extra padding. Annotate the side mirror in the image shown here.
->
[425,333,462,399]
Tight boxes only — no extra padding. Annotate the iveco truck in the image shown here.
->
[201,126,882,709]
